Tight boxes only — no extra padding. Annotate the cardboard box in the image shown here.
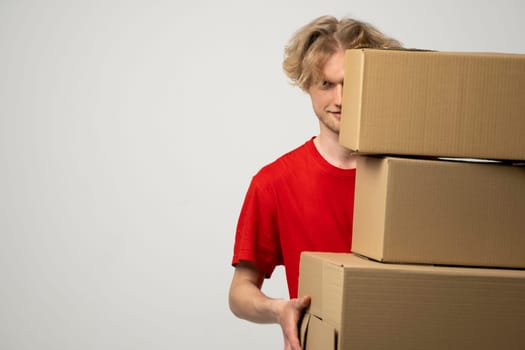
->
[298,252,525,350]
[352,156,525,268]
[340,49,525,161]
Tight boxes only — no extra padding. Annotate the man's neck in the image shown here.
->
[313,133,356,169]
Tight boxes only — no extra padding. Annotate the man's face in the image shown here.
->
[307,49,345,136]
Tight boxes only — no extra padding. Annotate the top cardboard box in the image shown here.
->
[340,49,525,161]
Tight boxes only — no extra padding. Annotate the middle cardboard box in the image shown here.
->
[352,156,525,268]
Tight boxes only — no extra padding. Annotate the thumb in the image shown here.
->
[296,295,311,308]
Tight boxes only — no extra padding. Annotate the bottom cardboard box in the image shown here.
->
[298,252,525,350]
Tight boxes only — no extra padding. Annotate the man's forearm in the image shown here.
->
[229,278,286,324]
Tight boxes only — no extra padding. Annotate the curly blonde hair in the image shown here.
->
[283,16,402,91]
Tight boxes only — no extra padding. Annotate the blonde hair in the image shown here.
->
[283,16,402,91]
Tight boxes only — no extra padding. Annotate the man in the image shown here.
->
[229,15,401,350]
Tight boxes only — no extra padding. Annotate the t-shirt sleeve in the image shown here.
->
[231,174,283,278]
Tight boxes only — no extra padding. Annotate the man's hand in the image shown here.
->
[229,262,311,349]
[277,295,311,350]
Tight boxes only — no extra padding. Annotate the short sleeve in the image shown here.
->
[231,174,283,278]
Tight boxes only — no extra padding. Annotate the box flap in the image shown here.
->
[300,313,336,350]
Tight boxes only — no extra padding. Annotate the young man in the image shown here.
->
[229,15,401,350]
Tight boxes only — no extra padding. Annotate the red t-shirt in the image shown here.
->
[232,138,356,298]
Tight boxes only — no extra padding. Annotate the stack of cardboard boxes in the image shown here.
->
[298,49,525,350]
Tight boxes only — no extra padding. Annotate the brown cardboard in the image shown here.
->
[340,49,525,161]
[300,313,335,350]
[298,252,525,350]
[352,156,525,268]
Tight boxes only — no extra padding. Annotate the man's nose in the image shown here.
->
[334,84,343,106]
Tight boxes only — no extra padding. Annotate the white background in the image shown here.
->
[1,0,524,349]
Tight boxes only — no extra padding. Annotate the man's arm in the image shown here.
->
[228,261,311,350]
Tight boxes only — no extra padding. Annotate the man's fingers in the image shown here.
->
[295,295,311,309]
[285,337,302,350]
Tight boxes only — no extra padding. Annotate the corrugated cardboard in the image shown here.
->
[339,49,525,161]
[352,156,525,268]
[298,252,525,350]
[353,156,525,268]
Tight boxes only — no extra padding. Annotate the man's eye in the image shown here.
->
[320,81,332,88]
